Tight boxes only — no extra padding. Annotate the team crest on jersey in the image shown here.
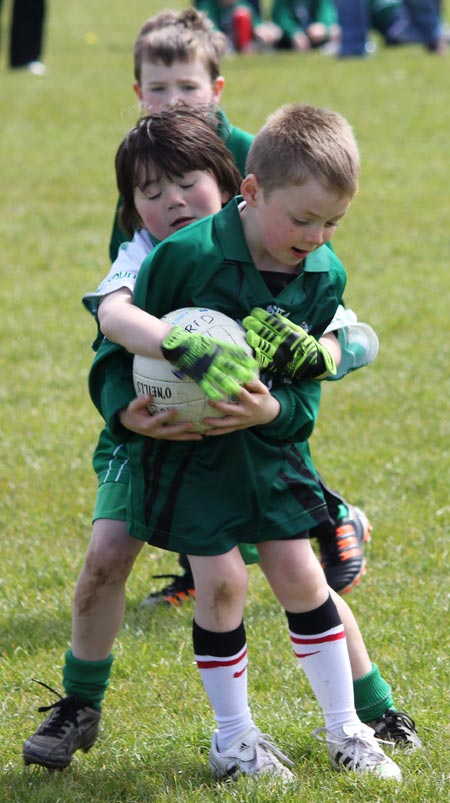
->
[265,305,311,333]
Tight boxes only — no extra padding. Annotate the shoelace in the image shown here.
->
[252,733,295,769]
[313,727,387,770]
[31,679,89,736]
[380,710,417,738]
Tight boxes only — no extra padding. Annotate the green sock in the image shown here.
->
[62,649,113,709]
[353,662,395,723]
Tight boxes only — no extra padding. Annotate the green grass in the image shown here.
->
[1,1,449,801]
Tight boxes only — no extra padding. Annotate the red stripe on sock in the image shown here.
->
[196,646,247,670]
[290,630,346,646]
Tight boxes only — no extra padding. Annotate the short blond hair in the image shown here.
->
[246,104,360,198]
[133,8,226,83]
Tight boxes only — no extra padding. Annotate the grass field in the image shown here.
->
[0,1,449,801]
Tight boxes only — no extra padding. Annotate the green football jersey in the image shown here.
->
[90,198,346,555]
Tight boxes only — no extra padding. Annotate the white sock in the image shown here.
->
[287,599,361,733]
[193,622,254,751]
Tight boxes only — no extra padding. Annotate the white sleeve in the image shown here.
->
[82,230,155,318]
[324,305,379,380]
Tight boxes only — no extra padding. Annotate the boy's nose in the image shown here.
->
[304,225,325,245]
[166,88,181,104]
[167,190,185,208]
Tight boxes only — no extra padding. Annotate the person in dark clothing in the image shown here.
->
[1,0,47,73]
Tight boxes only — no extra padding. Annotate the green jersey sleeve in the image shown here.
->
[89,338,136,440]
[258,377,321,442]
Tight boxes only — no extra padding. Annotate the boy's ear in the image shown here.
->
[211,76,225,104]
[133,82,143,101]
[240,174,260,206]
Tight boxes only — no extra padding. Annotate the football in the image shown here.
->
[132,307,255,429]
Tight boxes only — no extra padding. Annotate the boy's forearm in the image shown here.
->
[98,290,172,357]
[319,333,341,375]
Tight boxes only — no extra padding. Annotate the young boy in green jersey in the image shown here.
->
[108,8,252,263]
[87,103,405,781]
[126,8,372,609]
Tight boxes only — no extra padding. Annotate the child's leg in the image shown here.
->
[189,549,251,747]
[189,549,294,778]
[333,591,422,748]
[23,518,143,770]
[193,619,253,749]
[331,588,372,679]
[258,538,363,732]
[331,590,395,718]
[257,539,402,778]
[189,548,248,632]
[72,518,144,661]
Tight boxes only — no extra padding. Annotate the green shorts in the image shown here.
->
[91,427,259,564]
[92,427,130,485]
[92,427,129,522]
[127,434,327,556]
[93,480,128,522]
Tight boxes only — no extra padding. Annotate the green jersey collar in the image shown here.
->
[214,197,254,263]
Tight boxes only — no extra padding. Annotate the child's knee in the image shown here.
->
[84,530,138,583]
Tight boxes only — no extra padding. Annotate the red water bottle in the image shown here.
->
[232,7,253,52]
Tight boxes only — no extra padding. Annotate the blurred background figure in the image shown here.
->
[390,0,448,51]
[334,0,367,55]
[335,0,447,56]
[0,0,47,73]
[271,0,341,52]
[195,0,282,52]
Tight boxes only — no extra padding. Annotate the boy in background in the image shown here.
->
[271,0,340,51]
[195,0,282,53]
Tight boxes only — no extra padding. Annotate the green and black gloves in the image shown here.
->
[243,308,336,380]
[161,326,258,401]
[161,307,334,402]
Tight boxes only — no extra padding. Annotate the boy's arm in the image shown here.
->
[322,305,379,380]
[89,339,136,440]
[244,308,338,380]
[203,375,321,442]
[256,378,322,442]
[83,230,154,321]
[98,289,172,357]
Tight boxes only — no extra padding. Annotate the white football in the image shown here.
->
[133,307,254,430]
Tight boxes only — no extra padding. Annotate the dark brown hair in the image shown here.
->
[116,104,241,235]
